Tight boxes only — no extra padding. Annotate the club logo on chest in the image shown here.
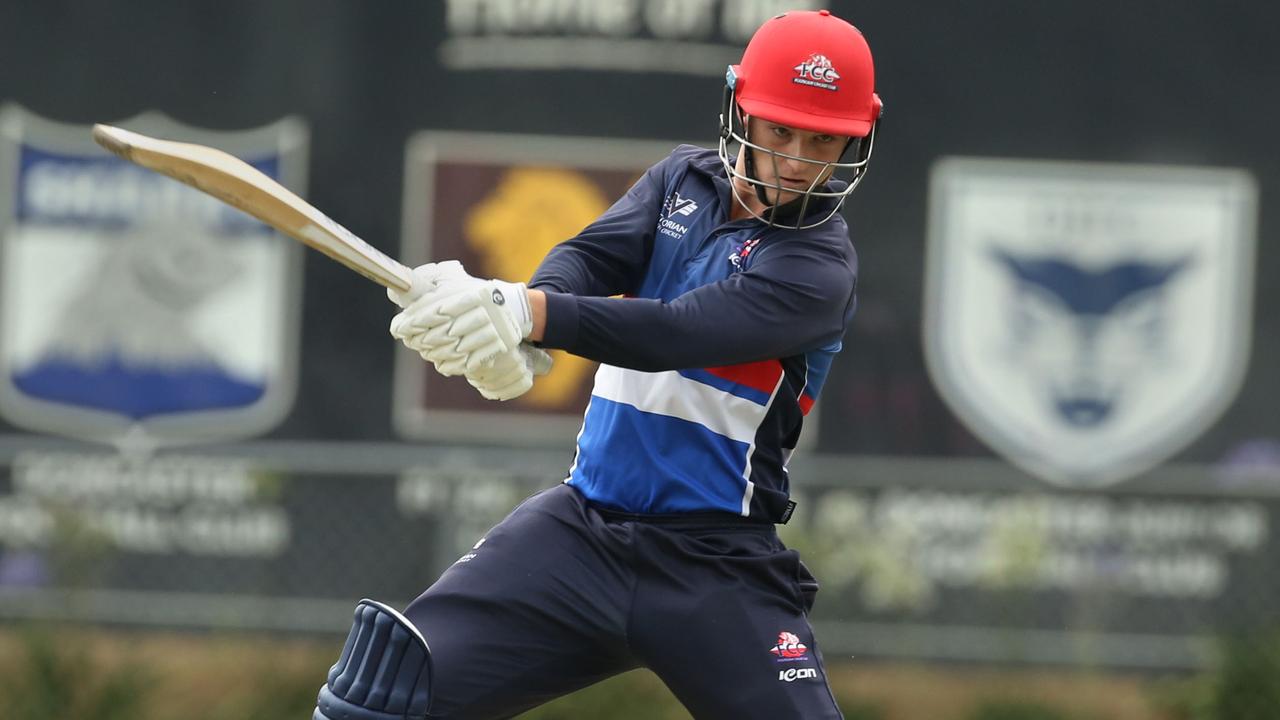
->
[658,191,700,239]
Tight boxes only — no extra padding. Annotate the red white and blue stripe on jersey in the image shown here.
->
[532,145,857,523]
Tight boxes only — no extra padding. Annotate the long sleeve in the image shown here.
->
[539,234,858,371]
[528,159,667,297]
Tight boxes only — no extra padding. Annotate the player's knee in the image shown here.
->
[314,599,433,720]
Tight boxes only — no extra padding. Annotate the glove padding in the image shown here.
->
[387,260,476,374]
[391,276,532,374]
[389,262,543,401]
[466,343,554,401]
[387,260,471,309]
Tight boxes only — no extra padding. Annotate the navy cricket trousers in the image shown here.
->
[403,483,843,719]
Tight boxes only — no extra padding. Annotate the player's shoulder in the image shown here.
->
[789,212,852,252]
[761,213,857,274]
[665,144,721,173]
[642,144,720,190]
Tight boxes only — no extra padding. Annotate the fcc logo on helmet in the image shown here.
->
[792,54,841,90]
[924,157,1257,486]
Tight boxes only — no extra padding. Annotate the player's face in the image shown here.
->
[738,116,849,206]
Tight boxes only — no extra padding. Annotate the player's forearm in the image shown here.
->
[533,241,857,369]
[533,289,846,371]
[528,289,547,342]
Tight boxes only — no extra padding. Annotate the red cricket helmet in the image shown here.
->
[717,10,883,229]
[731,9,881,138]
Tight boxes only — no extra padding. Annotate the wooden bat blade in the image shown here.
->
[91,123,134,158]
[91,124,412,293]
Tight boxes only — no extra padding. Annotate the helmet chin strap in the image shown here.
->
[724,88,783,220]
[739,118,775,210]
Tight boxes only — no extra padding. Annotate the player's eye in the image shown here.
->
[770,125,790,139]
[814,134,835,144]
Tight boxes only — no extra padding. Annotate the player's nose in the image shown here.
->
[777,153,808,178]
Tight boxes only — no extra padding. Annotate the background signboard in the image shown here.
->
[0,1,1278,715]
[0,439,1274,673]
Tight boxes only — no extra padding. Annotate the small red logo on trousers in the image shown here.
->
[770,631,808,659]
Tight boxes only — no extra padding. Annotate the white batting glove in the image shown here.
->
[386,261,471,309]
[520,344,554,376]
[401,279,532,373]
[389,263,485,375]
[465,344,554,401]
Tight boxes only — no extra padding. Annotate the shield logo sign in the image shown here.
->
[0,106,306,450]
[396,131,676,444]
[924,157,1256,486]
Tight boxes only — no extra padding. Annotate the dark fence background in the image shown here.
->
[4,0,1273,456]
[0,2,1276,718]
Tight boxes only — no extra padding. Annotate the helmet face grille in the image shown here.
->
[717,87,878,230]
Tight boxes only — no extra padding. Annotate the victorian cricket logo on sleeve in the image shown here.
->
[0,106,306,448]
[658,190,701,240]
[924,157,1257,486]
[664,191,699,218]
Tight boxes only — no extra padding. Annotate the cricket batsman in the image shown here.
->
[315,9,881,719]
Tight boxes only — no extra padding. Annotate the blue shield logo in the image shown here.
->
[925,157,1256,486]
[0,106,306,449]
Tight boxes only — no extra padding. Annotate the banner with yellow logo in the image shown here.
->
[395,132,679,444]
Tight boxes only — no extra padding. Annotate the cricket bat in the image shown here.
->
[91,124,412,293]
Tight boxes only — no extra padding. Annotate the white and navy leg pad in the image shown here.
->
[314,599,433,720]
